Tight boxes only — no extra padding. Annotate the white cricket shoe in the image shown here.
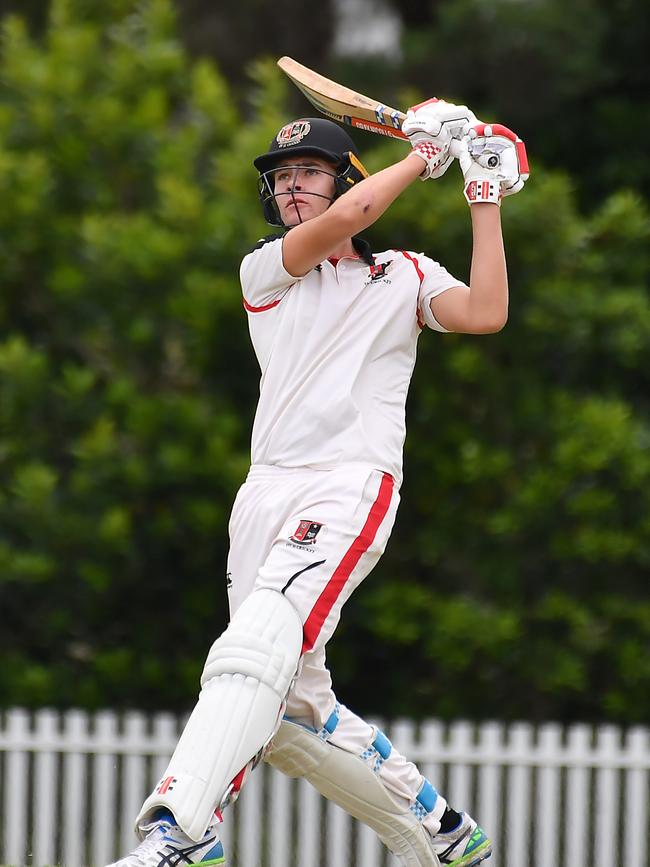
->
[431,812,492,867]
[106,813,225,867]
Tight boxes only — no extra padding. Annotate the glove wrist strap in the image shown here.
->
[410,140,445,181]
[463,178,501,206]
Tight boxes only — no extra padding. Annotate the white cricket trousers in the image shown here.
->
[227,462,399,720]
[226,463,442,817]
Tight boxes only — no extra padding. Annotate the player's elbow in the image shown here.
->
[469,309,508,334]
[483,311,508,333]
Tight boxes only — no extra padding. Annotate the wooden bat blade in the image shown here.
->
[277,56,408,141]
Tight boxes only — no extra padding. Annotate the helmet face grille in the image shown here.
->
[257,172,283,226]
[258,164,338,227]
[254,119,369,227]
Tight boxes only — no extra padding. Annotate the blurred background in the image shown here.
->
[0,0,649,728]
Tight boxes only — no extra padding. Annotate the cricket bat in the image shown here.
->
[277,56,466,161]
[277,56,409,141]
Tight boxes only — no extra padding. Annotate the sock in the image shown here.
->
[439,806,462,834]
[154,808,177,825]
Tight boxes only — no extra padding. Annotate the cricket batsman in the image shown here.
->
[108,99,528,867]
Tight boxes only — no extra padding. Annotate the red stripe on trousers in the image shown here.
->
[301,472,394,654]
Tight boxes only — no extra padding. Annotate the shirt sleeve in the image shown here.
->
[239,237,296,312]
[415,253,468,333]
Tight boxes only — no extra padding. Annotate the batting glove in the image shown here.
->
[407,138,452,180]
[459,123,530,205]
[402,98,481,180]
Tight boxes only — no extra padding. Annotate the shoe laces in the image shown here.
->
[131,821,175,865]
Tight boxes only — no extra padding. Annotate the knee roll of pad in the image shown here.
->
[267,719,442,867]
[136,589,303,842]
[201,590,301,693]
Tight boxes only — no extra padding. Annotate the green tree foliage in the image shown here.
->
[383,0,650,206]
[174,0,334,89]
[5,0,646,204]
[0,0,336,89]
[0,0,285,708]
[1,0,649,723]
[336,151,650,723]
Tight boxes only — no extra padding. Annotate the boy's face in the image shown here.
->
[272,156,337,226]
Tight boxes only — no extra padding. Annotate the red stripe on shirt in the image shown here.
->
[394,249,425,284]
[301,472,394,654]
[242,297,282,313]
[394,250,425,328]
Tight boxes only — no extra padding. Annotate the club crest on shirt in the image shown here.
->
[290,520,324,545]
[277,120,311,147]
[365,261,392,286]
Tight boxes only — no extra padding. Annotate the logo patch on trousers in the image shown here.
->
[290,520,324,545]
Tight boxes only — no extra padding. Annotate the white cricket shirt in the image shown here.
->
[239,236,466,485]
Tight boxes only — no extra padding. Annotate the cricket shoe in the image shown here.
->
[430,812,491,867]
[106,811,225,867]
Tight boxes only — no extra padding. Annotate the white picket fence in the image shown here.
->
[1,709,649,867]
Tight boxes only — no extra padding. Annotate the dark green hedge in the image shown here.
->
[1,1,649,722]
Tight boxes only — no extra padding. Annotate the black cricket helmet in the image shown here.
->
[254,118,369,226]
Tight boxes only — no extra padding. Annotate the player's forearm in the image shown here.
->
[466,204,508,332]
[282,154,424,277]
[327,153,424,236]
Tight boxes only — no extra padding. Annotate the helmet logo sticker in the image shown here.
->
[277,120,311,147]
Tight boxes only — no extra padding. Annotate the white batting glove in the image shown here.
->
[402,98,481,180]
[407,138,452,180]
[459,123,530,205]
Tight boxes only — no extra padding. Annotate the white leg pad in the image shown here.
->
[136,589,302,842]
[266,720,441,866]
